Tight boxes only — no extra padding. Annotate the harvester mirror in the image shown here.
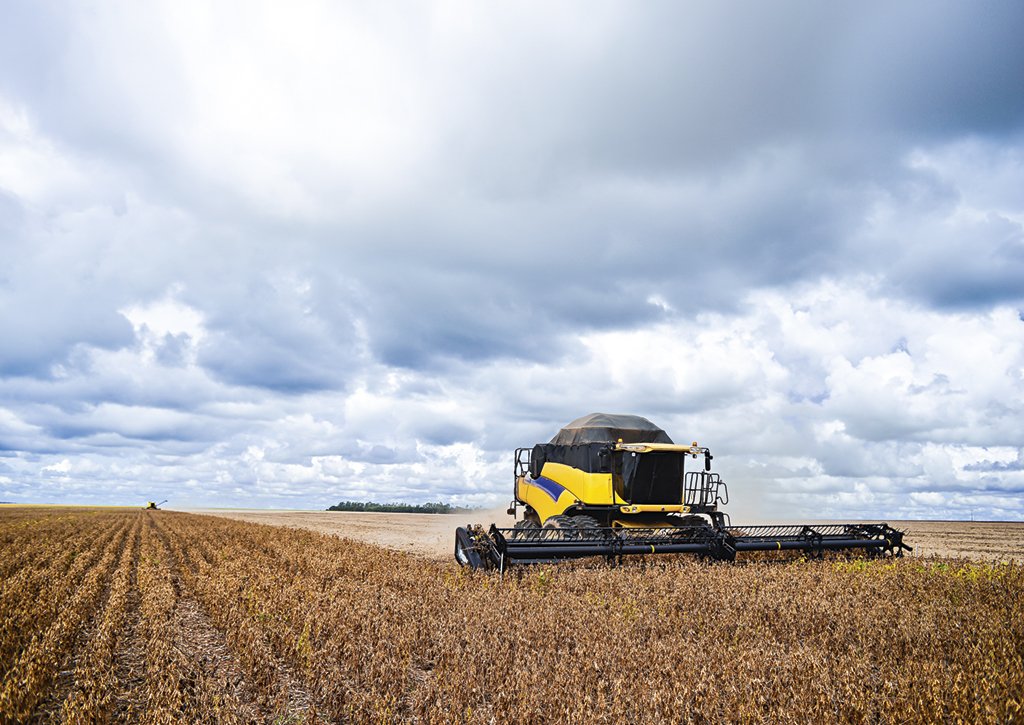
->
[598,447,611,472]
[705,451,713,471]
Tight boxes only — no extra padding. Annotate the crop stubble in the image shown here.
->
[1,507,1022,723]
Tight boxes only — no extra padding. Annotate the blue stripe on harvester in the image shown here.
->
[530,476,565,502]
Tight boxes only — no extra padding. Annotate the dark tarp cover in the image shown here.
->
[549,413,673,445]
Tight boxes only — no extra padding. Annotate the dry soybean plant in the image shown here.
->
[1,508,1021,723]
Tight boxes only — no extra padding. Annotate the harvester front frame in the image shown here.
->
[456,521,910,574]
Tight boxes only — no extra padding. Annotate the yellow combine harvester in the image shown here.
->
[144,500,167,510]
[455,413,910,572]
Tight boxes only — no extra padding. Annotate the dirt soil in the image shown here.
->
[185,509,1024,562]
[187,508,516,560]
[892,520,1024,561]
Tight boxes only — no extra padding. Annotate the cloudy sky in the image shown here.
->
[1,1,1022,520]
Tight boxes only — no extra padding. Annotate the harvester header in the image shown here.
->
[455,413,910,572]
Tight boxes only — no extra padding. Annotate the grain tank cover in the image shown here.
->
[549,413,674,445]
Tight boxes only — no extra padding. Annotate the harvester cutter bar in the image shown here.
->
[455,521,910,571]
[725,523,911,557]
[458,524,733,571]
[499,526,720,559]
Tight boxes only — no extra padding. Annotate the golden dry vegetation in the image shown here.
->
[1,507,1022,723]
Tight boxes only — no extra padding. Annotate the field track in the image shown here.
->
[2,507,1022,723]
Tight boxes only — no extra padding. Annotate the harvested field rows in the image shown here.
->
[1,507,1022,723]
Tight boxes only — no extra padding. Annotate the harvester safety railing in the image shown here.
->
[684,471,728,508]
[455,522,910,573]
[514,447,533,484]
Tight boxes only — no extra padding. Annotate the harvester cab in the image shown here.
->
[455,413,911,572]
[513,438,729,530]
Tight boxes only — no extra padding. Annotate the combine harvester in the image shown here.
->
[455,414,910,572]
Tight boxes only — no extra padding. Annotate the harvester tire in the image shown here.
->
[570,514,601,529]
[541,515,581,540]
[511,519,540,540]
[569,515,602,539]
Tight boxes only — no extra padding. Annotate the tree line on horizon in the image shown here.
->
[325,501,476,514]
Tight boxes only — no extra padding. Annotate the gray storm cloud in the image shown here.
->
[0,1,1022,519]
